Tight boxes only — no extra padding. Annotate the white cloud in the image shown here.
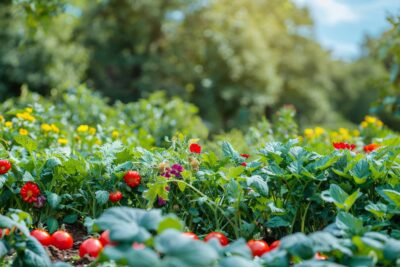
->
[293,0,360,26]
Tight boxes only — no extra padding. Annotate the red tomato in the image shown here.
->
[99,230,116,247]
[123,171,141,188]
[204,232,229,246]
[0,228,10,238]
[269,240,280,251]
[0,160,11,175]
[109,191,123,202]
[247,240,269,257]
[79,238,103,258]
[51,230,74,250]
[31,229,51,246]
[183,232,199,240]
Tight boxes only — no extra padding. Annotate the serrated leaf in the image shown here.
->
[95,190,109,206]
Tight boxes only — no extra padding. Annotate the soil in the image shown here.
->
[44,223,95,266]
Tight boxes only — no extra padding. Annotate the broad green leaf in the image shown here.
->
[219,256,261,267]
[47,217,59,234]
[350,159,370,184]
[95,190,109,206]
[13,135,38,152]
[46,192,61,209]
[23,237,52,266]
[381,189,400,207]
[246,175,268,197]
[157,217,183,233]
[336,212,364,235]
[281,233,314,259]
[383,239,400,261]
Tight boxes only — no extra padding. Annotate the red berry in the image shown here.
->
[0,228,10,238]
[31,229,51,246]
[79,238,103,258]
[247,240,269,257]
[51,230,74,250]
[204,232,229,246]
[0,160,11,175]
[183,232,199,240]
[123,171,141,188]
[109,191,123,202]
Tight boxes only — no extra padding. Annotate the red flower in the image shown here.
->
[333,142,356,151]
[189,143,201,154]
[240,154,250,159]
[20,182,41,203]
[109,191,123,202]
[241,162,247,167]
[0,160,11,175]
[124,171,141,188]
[364,143,380,153]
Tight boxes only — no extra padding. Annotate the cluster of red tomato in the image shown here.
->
[30,229,73,250]
[184,231,280,257]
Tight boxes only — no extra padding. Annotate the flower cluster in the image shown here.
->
[41,123,60,133]
[162,164,184,178]
[361,116,383,128]
[304,127,325,139]
[333,142,356,150]
[364,143,380,153]
[330,128,359,142]
[16,111,35,122]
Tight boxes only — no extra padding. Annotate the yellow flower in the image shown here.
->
[41,123,52,132]
[338,128,349,135]
[89,127,96,135]
[77,125,89,133]
[304,128,314,138]
[314,127,325,137]
[25,107,33,113]
[112,130,119,139]
[95,139,102,145]
[376,120,383,127]
[16,112,35,122]
[19,128,29,135]
[361,121,368,128]
[365,115,377,124]
[5,121,12,128]
[58,138,68,145]
[51,124,60,133]
[0,115,4,122]
[352,130,360,137]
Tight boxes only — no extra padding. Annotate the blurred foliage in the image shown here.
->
[0,0,394,131]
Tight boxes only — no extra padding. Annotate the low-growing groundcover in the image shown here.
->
[1,88,400,266]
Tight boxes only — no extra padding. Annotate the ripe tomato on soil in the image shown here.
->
[51,230,74,250]
[183,232,199,240]
[123,171,141,188]
[79,238,103,258]
[247,240,269,257]
[204,232,229,246]
[31,229,51,246]
[269,240,280,251]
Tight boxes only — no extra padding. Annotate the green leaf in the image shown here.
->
[246,175,268,197]
[336,212,364,234]
[95,190,109,206]
[381,189,400,207]
[46,192,61,209]
[265,217,291,228]
[126,248,161,267]
[176,180,186,192]
[350,159,370,184]
[222,141,240,160]
[280,233,314,259]
[0,240,7,258]
[47,217,59,234]
[219,256,261,267]
[155,229,218,267]
[383,238,400,261]
[63,214,78,224]
[261,249,289,267]
[365,202,387,219]
[157,217,183,233]
[13,135,38,152]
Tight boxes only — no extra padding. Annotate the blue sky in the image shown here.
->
[293,0,400,60]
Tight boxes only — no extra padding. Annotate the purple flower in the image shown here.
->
[170,164,184,177]
[33,195,47,208]
[162,168,172,178]
[157,196,167,206]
